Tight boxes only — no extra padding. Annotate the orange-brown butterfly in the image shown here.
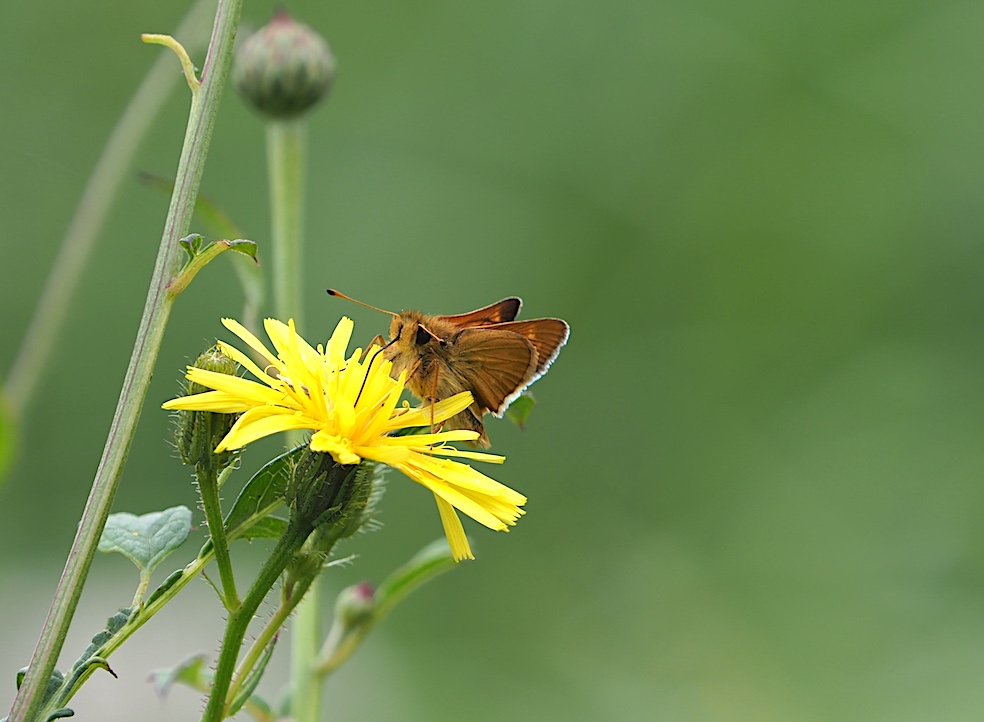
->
[327,290,569,447]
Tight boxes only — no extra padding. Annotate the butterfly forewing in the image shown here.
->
[437,298,522,328]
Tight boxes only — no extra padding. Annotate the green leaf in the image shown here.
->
[226,238,258,261]
[374,538,460,618]
[149,653,209,699]
[179,233,205,259]
[149,653,275,720]
[16,667,63,696]
[146,568,186,607]
[505,393,536,430]
[223,447,300,539]
[98,506,192,574]
[45,710,75,721]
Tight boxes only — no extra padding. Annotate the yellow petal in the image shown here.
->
[434,495,473,562]
[183,368,292,407]
[222,318,278,367]
[326,317,354,367]
[216,340,274,386]
[218,407,315,451]
[162,390,253,413]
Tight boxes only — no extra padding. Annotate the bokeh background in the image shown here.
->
[4,0,984,720]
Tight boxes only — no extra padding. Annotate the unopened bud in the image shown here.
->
[335,582,375,628]
[233,10,335,120]
[175,347,239,470]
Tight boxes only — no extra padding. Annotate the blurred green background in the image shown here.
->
[4,0,984,720]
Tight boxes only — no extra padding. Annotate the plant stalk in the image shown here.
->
[200,522,310,722]
[266,116,323,722]
[7,1,243,719]
[197,461,239,609]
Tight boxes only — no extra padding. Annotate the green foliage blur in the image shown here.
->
[3,1,984,720]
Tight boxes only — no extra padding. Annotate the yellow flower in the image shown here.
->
[162,317,526,561]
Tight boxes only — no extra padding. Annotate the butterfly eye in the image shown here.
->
[414,326,431,346]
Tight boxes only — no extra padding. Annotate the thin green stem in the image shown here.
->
[267,119,307,331]
[267,116,321,722]
[7,2,244,720]
[201,523,310,722]
[197,462,239,609]
[2,0,213,418]
[227,575,314,706]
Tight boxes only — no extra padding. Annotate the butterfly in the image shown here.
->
[328,291,569,447]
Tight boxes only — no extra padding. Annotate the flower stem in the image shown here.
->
[197,462,239,609]
[200,522,310,722]
[267,119,307,332]
[266,115,322,722]
[2,0,213,418]
[226,575,314,707]
[6,2,244,720]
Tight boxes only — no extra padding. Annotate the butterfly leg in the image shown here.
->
[429,365,440,432]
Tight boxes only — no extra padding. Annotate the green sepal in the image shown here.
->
[505,393,536,430]
[227,633,278,717]
[98,507,192,574]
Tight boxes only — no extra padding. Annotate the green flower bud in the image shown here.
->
[175,347,239,470]
[286,449,374,537]
[233,10,336,120]
[334,582,376,629]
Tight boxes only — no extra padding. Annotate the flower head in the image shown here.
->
[162,317,526,561]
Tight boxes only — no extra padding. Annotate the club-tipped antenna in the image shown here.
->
[327,288,399,317]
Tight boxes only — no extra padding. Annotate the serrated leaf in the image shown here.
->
[223,447,300,539]
[505,393,536,429]
[16,667,63,696]
[98,506,192,573]
[70,609,131,676]
[149,653,209,699]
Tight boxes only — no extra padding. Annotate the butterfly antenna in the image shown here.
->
[327,289,398,317]
[354,337,397,406]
